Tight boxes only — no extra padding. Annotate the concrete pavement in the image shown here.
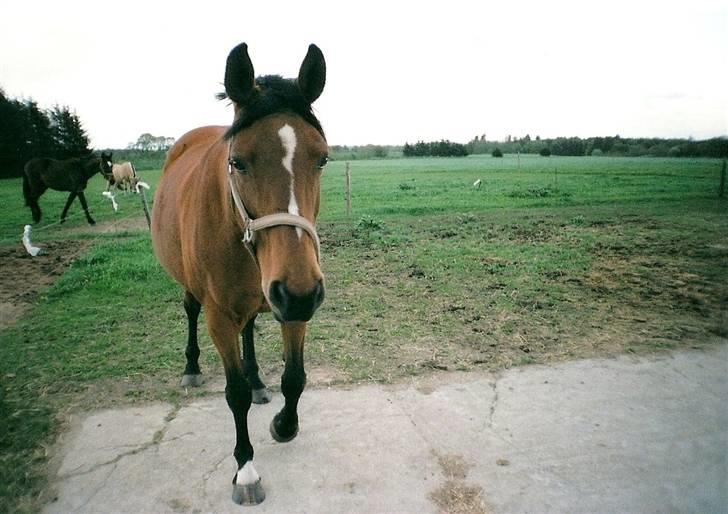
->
[44,344,727,513]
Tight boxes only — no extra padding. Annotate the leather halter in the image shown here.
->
[227,155,321,264]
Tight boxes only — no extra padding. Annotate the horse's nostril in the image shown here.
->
[268,279,324,322]
[269,280,288,309]
[314,279,325,305]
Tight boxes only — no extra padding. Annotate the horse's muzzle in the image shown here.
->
[269,279,324,322]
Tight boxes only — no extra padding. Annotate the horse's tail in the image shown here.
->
[22,166,42,223]
[22,170,31,207]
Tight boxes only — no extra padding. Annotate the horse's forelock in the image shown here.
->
[222,75,325,141]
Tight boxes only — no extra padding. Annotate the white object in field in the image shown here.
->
[102,191,119,212]
[473,179,482,189]
[22,225,41,256]
[135,181,150,193]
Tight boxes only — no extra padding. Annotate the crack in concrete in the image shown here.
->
[201,453,230,500]
[388,392,436,448]
[59,403,182,480]
[486,379,499,429]
[203,453,229,482]
[74,460,118,512]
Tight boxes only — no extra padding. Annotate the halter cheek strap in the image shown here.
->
[227,161,321,263]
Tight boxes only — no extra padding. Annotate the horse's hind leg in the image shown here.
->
[29,196,43,223]
[23,173,45,223]
[60,192,77,223]
[270,322,307,443]
[180,291,203,387]
[241,316,272,404]
[77,191,95,225]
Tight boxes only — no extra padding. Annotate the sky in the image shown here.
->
[1,0,726,149]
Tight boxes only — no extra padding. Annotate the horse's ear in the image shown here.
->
[298,44,326,103]
[225,43,255,105]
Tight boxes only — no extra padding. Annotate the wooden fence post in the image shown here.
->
[720,159,726,198]
[345,162,352,216]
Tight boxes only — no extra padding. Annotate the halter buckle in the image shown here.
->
[242,224,254,244]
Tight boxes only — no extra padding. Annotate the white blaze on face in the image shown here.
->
[278,123,302,239]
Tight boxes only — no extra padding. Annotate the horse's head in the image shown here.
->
[100,151,113,180]
[224,43,327,323]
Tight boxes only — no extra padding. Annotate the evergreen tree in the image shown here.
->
[25,100,56,157]
[0,90,93,178]
[50,105,91,159]
[0,90,28,178]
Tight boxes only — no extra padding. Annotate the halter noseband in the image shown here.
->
[227,155,321,264]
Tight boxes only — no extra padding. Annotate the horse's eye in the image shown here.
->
[229,158,248,174]
[317,155,329,169]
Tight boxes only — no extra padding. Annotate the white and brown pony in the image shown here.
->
[106,161,138,193]
[151,43,327,505]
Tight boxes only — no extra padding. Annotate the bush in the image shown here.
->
[539,148,551,157]
[591,148,603,157]
[492,148,503,158]
[356,215,384,231]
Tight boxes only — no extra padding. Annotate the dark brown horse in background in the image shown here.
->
[151,43,327,505]
[23,152,113,224]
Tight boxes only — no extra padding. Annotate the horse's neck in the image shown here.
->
[83,158,101,179]
[194,155,239,235]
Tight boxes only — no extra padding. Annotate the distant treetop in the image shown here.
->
[0,89,92,179]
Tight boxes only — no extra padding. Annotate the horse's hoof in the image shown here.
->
[232,478,265,505]
[270,415,299,443]
[60,218,66,224]
[180,374,203,387]
[88,219,96,225]
[252,387,272,404]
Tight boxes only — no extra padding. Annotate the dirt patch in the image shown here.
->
[0,214,149,331]
[0,240,90,329]
[430,451,489,514]
[55,213,149,238]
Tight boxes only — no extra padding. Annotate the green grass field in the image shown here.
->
[1,154,727,511]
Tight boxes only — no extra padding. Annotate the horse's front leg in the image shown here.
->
[76,191,95,225]
[60,191,77,223]
[206,307,265,505]
[241,315,272,404]
[270,322,307,442]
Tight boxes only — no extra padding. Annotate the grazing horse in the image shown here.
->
[23,152,113,224]
[151,43,327,505]
[106,161,138,193]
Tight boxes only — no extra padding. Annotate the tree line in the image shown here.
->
[0,88,92,179]
[127,133,175,152]
[403,140,469,157]
[467,134,728,158]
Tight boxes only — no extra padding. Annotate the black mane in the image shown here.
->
[222,75,325,140]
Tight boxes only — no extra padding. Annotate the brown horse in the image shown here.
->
[23,152,113,224]
[151,43,327,505]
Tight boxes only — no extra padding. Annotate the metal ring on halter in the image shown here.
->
[243,224,254,244]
